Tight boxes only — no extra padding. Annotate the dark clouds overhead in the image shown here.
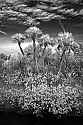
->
[0,0,83,26]
[0,0,83,52]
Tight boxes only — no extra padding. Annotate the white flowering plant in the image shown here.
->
[23,79,81,116]
[20,72,82,116]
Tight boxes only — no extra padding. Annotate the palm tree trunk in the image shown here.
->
[32,36,36,73]
[57,49,65,75]
[42,46,46,72]
[18,42,24,56]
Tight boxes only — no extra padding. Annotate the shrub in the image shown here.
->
[0,71,81,116]
[22,72,82,116]
[0,87,24,109]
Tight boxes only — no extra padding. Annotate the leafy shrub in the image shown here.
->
[22,72,82,116]
[0,71,82,116]
[0,87,24,109]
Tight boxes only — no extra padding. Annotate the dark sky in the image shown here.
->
[0,20,83,53]
[1,20,83,38]
[0,0,83,53]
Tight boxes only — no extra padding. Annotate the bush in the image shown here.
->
[22,72,82,116]
[0,71,82,117]
[0,87,24,109]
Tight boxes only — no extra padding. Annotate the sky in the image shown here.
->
[0,20,83,54]
[0,0,83,55]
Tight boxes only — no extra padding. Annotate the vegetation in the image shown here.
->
[24,26,42,73]
[12,33,26,56]
[0,28,83,117]
[0,0,83,118]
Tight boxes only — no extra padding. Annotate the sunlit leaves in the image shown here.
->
[39,34,51,47]
[12,33,26,43]
[57,32,79,53]
[25,26,42,38]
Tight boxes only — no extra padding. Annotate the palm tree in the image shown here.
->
[38,34,54,71]
[56,32,80,77]
[12,33,26,56]
[24,26,42,73]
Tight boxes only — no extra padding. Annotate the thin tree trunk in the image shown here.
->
[57,49,66,76]
[42,46,46,72]
[32,36,36,73]
[18,42,24,56]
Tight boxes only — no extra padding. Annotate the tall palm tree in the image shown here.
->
[12,33,26,56]
[56,32,80,77]
[24,26,42,73]
[38,34,54,71]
